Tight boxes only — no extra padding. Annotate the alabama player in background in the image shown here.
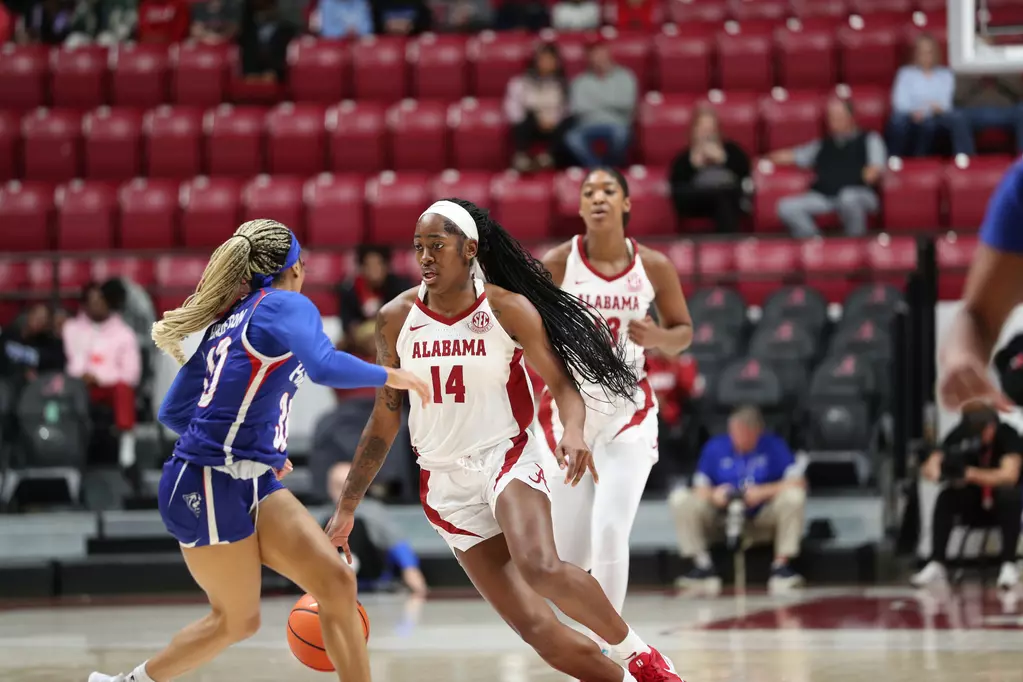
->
[539,167,693,637]
[328,199,686,682]
[940,159,1023,411]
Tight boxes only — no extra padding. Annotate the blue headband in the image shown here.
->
[254,233,301,288]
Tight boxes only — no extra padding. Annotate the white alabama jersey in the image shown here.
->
[396,278,535,470]
[560,235,657,414]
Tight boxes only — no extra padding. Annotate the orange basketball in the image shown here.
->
[287,593,370,672]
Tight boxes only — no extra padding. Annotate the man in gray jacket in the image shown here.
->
[564,41,638,168]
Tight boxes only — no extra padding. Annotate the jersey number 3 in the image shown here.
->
[430,365,465,403]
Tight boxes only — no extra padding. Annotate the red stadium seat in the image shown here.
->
[0,44,50,111]
[301,251,347,315]
[731,0,790,22]
[265,103,327,176]
[706,91,759,155]
[548,31,589,80]
[226,49,284,105]
[653,25,712,94]
[449,98,509,171]
[111,43,170,108]
[801,237,866,302]
[753,163,813,233]
[26,257,92,293]
[637,93,694,165]
[154,254,209,312]
[620,166,673,236]
[0,181,54,251]
[491,172,554,242]
[837,85,888,134]
[55,180,117,251]
[837,13,905,86]
[605,29,653,91]
[734,238,801,305]
[144,105,203,179]
[241,175,305,240]
[303,173,367,248]
[667,0,729,24]
[410,33,469,100]
[170,42,229,107]
[946,156,1016,230]
[287,37,350,104]
[694,240,736,284]
[935,232,978,300]
[903,12,948,61]
[326,101,387,173]
[180,177,243,248]
[204,105,266,178]
[83,107,144,180]
[430,169,493,207]
[849,0,912,14]
[351,35,408,102]
[0,111,18,181]
[468,31,535,98]
[717,20,775,92]
[553,167,587,234]
[91,256,156,287]
[118,178,180,250]
[760,90,824,152]
[387,99,449,172]
[50,45,109,109]
[880,158,943,231]
[775,17,839,90]
[865,234,917,279]
[22,108,82,182]
[365,171,432,244]
[791,0,849,19]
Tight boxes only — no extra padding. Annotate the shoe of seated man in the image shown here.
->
[768,564,804,594]
[997,561,1020,590]
[910,560,948,588]
[676,566,722,596]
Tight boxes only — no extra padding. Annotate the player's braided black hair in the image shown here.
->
[440,197,637,403]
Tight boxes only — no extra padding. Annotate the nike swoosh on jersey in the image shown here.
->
[409,324,430,331]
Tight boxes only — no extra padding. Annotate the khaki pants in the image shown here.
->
[668,486,807,560]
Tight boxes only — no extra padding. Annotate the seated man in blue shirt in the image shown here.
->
[669,406,807,594]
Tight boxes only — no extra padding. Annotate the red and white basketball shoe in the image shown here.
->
[625,647,685,682]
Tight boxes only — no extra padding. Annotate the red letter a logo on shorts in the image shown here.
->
[528,464,550,492]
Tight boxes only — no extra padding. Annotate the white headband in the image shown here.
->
[420,200,479,242]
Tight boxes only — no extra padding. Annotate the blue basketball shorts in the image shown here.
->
[158,455,284,548]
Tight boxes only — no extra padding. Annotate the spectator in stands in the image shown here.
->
[0,303,65,394]
[309,0,372,38]
[669,406,806,594]
[23,0,73,44]
[772,97,886,239]
[137,0,189,43]
[669,105,751,233]
[952,62,1023,156]
[62,281,141,468]
[372,0,431,35]
[239,0,294,82]
[431,0,493,32]
[551,0,600,31]
[324,461,428,596]
[190,0,240,42]
[504,42,569,173]
[611,0,656,30]
[564,41,637,169]
[493,0,548,31]
[912,405,1022,590]
[887,33,960,157]
[338,245,414,358]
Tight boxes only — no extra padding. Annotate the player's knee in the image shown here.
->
[307,560,357,607]
[512,546,565,594]
[212,607,261,643]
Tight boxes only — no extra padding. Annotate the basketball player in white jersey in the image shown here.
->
[539,167,693,633]
[327,198,686,682]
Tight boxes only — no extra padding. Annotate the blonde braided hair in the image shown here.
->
[152,219,295,365]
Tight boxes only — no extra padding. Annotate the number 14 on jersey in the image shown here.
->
[431,365,465,403]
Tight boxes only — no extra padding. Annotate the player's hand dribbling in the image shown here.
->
[554,431,599,486]
[275,459,294,480]
[939,350,1014,413]
[385,367,431,406]
[325,507,356,564]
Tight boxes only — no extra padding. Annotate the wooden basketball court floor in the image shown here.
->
[2,586,1023,682]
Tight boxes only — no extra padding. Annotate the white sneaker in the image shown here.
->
[997,562,1019,590]
[89,674,126,682]
[910,561,947,587]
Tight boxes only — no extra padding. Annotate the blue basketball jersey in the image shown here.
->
[173,289,305,470]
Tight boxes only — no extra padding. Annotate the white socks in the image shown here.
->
[609,627,650,662]
[128,662,155,682]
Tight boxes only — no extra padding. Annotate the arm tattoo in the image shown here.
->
[341,434,391,509]
[375,310,403,412]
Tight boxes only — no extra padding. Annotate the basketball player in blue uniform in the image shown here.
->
[89,219,429,682]
[940,159,1023,411]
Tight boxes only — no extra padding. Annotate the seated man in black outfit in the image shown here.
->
[912,405,1023,590]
